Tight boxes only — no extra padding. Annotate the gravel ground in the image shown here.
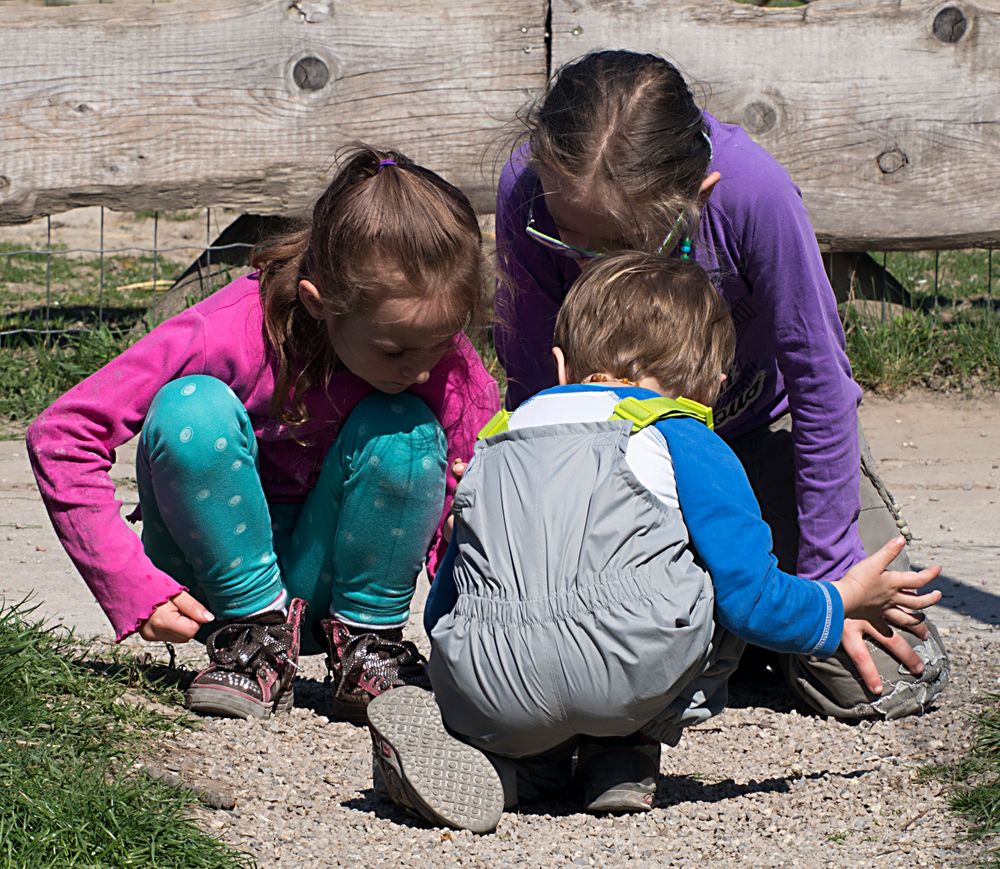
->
[146,594,993,869]
[5,393,998,867]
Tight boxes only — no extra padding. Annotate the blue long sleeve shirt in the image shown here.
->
[426,385,843,657]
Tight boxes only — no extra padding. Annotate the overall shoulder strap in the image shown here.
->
[609,395,714,432]
[477,409,512,439]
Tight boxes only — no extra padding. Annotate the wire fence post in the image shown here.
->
[152,210,160,293]
[98,207,106,324]
[44,216,53,340]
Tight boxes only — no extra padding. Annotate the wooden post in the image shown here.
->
[0,0,544,221]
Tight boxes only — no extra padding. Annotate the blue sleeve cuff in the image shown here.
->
[806,581,845,658]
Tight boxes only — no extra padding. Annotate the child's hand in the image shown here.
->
[831,538,941,695]
[834,537,942,631]
[139,592,215,643]
[443,459,468,543]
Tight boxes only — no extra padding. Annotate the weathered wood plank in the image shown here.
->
[551,0,1000,250]
[0,0,544,222]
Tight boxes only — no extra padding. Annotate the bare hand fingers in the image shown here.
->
[140,607,201,643]
[841,630,884,695]
[892,588,941,611]
[866,625,926,676]
[861,537,908,577]
[885,564,942,592]
[882,607,926,630]
[171,591,214,624]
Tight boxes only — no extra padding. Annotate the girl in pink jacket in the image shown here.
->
[27,147,499,722]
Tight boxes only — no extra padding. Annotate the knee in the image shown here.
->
[143,376,249,466]
[342,392,439,438]
[335,393,446,495]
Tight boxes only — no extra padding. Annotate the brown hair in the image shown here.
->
[251,145,483,425]
[553,252,735,406]
[526,50,710,253]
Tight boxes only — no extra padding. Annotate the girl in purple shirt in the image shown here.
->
[27,147,499,722]
[494,50,947,723]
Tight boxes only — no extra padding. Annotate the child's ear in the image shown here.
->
[698,172,721,207]
[552,346,571,385]
[298,279,325,320]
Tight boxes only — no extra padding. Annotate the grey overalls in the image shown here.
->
[428,396,745,758]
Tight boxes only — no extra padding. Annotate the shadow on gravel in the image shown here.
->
[292,675,371,727]
[723,665,799,714]
[654,768,867,809]
[342,768,870,827]
[928,569,1000,626]
[83,657,195,694]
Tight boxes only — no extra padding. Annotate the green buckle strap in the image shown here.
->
[610,395,714,432]
[477,409,512,439]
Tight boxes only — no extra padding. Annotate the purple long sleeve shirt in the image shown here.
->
[494,112,865,583]
[26,275,499,641]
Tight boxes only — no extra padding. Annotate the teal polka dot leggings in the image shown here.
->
[136,376,447,653]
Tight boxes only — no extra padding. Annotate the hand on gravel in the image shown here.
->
[833,537,942,694]
[139,592,215,643]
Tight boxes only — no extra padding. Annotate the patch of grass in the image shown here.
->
[132,209,203,223]
[923,695,1000,866]
[844,308,1000,395]
[885,249,997,306]
[0,599,248,868]
[0,324,144,424]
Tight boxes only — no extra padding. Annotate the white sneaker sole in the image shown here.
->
[367,686,503,834]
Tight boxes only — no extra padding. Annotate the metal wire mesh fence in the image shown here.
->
[1,205,997,346]
[0,206,262,346]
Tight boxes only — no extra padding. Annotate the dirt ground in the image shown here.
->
[1,391,998,867]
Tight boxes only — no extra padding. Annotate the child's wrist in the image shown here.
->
[831,577,861,618]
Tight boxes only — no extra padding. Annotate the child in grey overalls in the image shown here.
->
[366,253,943,833]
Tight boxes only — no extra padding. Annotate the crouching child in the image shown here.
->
[365,252,942,833]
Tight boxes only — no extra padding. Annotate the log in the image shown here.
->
[551,0,1000,250]
[0,0,544,222]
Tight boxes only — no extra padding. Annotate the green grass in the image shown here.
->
[885,249,996,306]
[844,307,1000,395]
[923,695,1000,867]
[0,599,248,868]
[1,241,998,424]
[0,242,186,332]
[0,324,142,425]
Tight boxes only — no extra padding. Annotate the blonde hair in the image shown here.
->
[553,252,735,405]
[251,145,483,426]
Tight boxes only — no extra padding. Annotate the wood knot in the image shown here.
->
[0,176,9,192]
[876,147,909,174]
[741,101,778,135]
[933,6,968,43]
[293,56,330,91]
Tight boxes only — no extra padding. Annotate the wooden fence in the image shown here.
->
[2,0,1000,250]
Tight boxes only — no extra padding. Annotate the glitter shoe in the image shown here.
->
[185,598,305,719]
[320,616,431,724]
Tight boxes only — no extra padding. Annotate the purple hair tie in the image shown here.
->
[377,158,397,171]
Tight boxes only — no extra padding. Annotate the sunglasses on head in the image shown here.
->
[525,198,690,261]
